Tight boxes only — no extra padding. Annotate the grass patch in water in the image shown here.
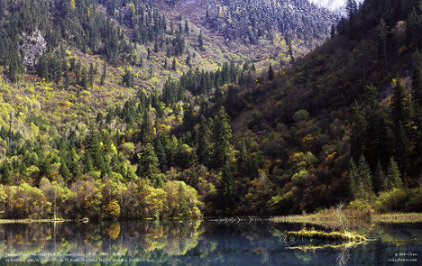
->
[286,241,366,251]
[0,218,68,224]
[372,213,422,223]
[286,228,366,242]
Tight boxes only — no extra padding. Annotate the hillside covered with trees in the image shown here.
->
[0,0,421,220]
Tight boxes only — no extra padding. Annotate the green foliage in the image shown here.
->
[122,68,135,88]
[375,188,408,213]
[212,107,233,169]
[293,109,310,123]
[385,157,403,191]
[137,143,160,178]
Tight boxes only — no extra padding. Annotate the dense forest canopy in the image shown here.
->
[0,0,421,220]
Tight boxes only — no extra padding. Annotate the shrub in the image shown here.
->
[374,188,408,213]
[292,170,309,186]
[405,187,422,212]
[293,109,310,123]
[348,199,373,212]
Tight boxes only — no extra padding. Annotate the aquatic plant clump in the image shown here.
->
[286,229,366,242]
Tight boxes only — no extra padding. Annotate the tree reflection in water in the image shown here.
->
[0,221,420,264]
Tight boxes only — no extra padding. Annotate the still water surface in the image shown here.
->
[0,220,420,265]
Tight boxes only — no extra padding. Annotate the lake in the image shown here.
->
[0,220,420,265]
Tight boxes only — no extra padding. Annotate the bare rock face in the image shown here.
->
[19,30,47,70]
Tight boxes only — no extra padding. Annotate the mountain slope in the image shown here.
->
[1,0,421,219]
[226,0,422,214]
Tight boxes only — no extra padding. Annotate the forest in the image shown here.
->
[0,0,421,220]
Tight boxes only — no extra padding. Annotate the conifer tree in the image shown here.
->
[378,18,389,64]
[100,64,106,86]
[80,67,88,90]
[137,143,160,178]
[155,138,167,172]
[219,164,237,207]
[357,155,374,200]
[140,110,153,144]
[392,81,406,125]
[88,63,94,87]
[198,31,204,50]
[374,161,385,193]
[212,107,233,169]
[412,52,422,106]
[237,138,249,176]
[198,116,212,166]
[348,159,358,197]
[268,64,274,81]
[64,69,70,90]
[386,157,403,190]
[172,57,177,71]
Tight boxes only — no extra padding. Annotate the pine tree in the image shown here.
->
[80,67,88,90]
[330,25,336,39]
[237,138,249,176]
[88,63,94,87]
[140,110,153,144]
[198,31,204,50]
[268,64,274,80]
[137,143,160,178]
[154,39,159,53]
[59,160,72,181]
[172,57,177,71]
[100,64,106,86]
[182,102,194,131]
[378,19,389,65]
[374,161,385,193]
[348,159,358,197]
[155,138,167,171]
[64,69,70,89]
[386,157,403,190]
[357,155,374,200]
[219,164,237,207]
[122,68,134,87]
[412,52,422,105]
[198,116,212,166]
[184,20,189,35]
[212,107,233,169]
[186,55,191,67]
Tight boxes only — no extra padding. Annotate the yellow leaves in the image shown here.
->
[301,133,314,145]
[87,4,93,18]
[128,2,136,14]
[325,152,337,162]
[106,222,121,240]
[218,7,225,17]
[59,100,72,108]
[70,0,76,10]
[106,200,121,218]
[228,13,232,24]
[392,78,399,86]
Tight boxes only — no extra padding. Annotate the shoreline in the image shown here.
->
[270,212,422,227]
[0,218,70,224]
[1,212,422,224]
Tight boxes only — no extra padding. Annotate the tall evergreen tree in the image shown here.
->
[212,107,233,169]
[219,164,237,208]
[198,116,212,167]
[139,110,153,144]
[155,138,167,172]
[100,64,106,86]
[386,157,403,190]
[137,143,160,178]
[268,64,274,80]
